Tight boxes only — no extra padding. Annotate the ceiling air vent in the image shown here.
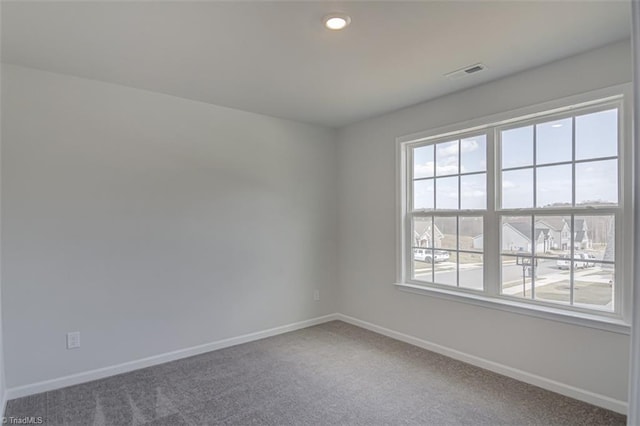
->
[445,63,487,80]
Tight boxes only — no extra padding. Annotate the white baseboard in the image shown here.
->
[335,313,627,415]
[5,312,628,416]
[5,313,339,401]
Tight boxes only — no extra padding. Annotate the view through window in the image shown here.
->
[498,108,618,311]
[411,136,487,290]
[404,97,624,316]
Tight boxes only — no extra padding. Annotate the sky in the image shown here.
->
[413,108,618,210]
[413,135,486,210]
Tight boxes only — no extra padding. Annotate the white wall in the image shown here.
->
[0,37,634,411]
[0,48,6,413]
[0,64,338,388]
[337,40,632,404]
[628,2,640,423]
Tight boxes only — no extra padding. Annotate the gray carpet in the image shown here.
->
[4,321,626,425]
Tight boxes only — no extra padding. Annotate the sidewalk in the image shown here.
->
[502,268,607,295]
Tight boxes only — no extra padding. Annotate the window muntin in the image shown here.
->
[410,135,487,290]
[410,215,484,290]
[495,103,620,313]
[403,97,624,319]
[499,214,615,312]
[498,107,619,210]
[411,135,487,212]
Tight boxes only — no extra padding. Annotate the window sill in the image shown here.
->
[394,282,630,335]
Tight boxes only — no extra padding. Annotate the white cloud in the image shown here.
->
[437,142,459,157]
[436,164,458,175]
[414,162,435,177]
[503,181,516,189]
[460,139,479,153]
[414,161,459,177]
[414,184,434,196]
[462,190,486,197]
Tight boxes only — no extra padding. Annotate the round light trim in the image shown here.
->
[323,13,351,30]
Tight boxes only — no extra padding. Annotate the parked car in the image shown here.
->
[413,248,450,263]
[556,254,571,270]
[557,253,588,269]
[575,253,590,268]
[434,250,450,262]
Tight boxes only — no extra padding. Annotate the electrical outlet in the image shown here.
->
[67,331,81,349]
[313,289,320,301]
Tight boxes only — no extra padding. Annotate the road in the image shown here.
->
[413,258,614,308]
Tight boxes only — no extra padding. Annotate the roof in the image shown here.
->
[575,231,587,242]
[536,218,568,232]
[505,222,532,240]
[414,224,444,240]
[535,228,550,240]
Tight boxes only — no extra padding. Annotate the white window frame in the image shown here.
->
[407,131,489,291]
[395,84,633,334]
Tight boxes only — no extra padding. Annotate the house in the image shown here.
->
[502,222,531,252]
[0,2,637,424]
[501,222,550,254]
[414,224,444,248]
[472,234,484,250]
[573,219,592,250]
[503,219,594,254]
[535,218,571,250]
[473,218,591,254]
[531,218,592,251]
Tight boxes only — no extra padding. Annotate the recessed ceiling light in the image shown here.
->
[323,13,351,30]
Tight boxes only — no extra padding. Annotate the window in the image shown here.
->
[410,136,487,290]
[498,107,619,312]
[398,90,630,324]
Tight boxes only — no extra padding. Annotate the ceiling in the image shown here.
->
[1,1,631,128]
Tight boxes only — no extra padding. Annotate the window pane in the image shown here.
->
[459,252,483,290]
[534,215,572,256]
[532,257,571,304]
[501,255,533,299]
[413,217,434,248]
[460,135,486,173]
[502,216,532,254]
[413,179,434,210]
[536,165,572,208]
[576,109,618,160]
[502,169,533,209]
[575,160,618,206]
[435,176,459,210]
[436,140,459,176]
[502,126,533,169]
[574,215,615,261]
[537,118,572,165]
[434,216,456,250]
[412,248,433,283]
[459,216,483,252]
[574,263,614,311]
[413,145,434,178]
[434,250,457,286]
[460,174,486,210]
